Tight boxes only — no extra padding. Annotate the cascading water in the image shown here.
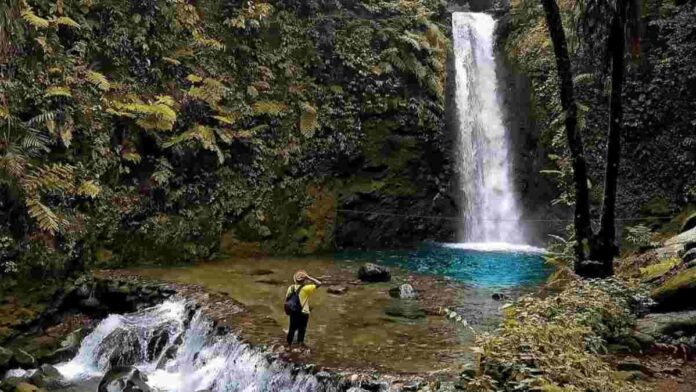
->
[53,300,324,392]
[452,12,526,246]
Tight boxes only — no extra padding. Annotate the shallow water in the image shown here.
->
[129,246,551,373]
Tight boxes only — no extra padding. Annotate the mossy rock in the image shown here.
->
[640,258,680,283]
[652,268,696,311]
[13,383,42,392]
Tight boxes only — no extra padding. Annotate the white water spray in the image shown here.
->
[54,300,321,392]
[452,12,526,245]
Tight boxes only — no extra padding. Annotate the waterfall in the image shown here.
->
[452,12,526,245]
[54,300,323,392]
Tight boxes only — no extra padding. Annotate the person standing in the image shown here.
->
[285,270,322,347]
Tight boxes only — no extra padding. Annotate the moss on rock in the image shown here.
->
[651,268,696,311]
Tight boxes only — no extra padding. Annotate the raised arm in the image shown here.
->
[307,275,322,288]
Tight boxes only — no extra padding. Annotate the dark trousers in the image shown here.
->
[287,312,309,345]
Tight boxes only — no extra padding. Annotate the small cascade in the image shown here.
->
[55,300,324,392]
[452,12,526,245]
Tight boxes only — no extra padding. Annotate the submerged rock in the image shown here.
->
[357,263,391,283]
[491,293,510,301]
[327,286,348,295]
[250,269,274,276]
[388,284,417,299]
[384,301,426,319]
[651,268,696,311]
[97,366,151,392]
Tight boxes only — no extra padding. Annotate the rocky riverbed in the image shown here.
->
[0,259,501,392]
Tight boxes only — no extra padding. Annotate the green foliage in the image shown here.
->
[624,225,655,249]
[0,0,448,274]
[467,278,652,391]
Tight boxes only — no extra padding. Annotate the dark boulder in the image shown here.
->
[636,310,696,348]
[651,268,696,311]
[683,248,696,264]
[680,213,696,233]
[492,293,510,301]
[97,366,151,392]
[95,328,143,369]
[11,350,36,368]
[147,326,171,361]
[29,364,68,389]
[0,346,13,373]
[357,263,391,282]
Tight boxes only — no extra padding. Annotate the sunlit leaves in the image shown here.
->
[21,7,50,29]
[252,101,288,116]
[299,102,318,136]
[26,198,62,233]
[54,16,80,29]
[86,71,110,91]
[108,96,177,131]
[77,180,101,198]
[44,86,72,98]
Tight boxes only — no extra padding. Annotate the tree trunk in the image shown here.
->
[590,0,627,276]
[540,0,594,268]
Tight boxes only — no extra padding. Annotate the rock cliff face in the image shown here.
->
[0,0,460,273]
[494,0,696,240]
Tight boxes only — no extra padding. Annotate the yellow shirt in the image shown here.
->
[286,284,317,314]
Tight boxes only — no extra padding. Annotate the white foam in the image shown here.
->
[441,242,546,254]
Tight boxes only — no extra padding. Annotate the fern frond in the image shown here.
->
[0,107,9,120]
[299,102,318,136]
[21,164,75,194]
[87,70,110,91]
[188,78,225,108]
[20,131,50,153]
[186,74,203,83]
[26,198,62,233]
[573,73,595,85]
[0,154,27,178]
[77,180,101,198]
[252,101,288,116]
[21,7,50,29]
[27,111,57,127]
[212,112,240,125]
[44,86,72,98]
[109,97,177,131]
[53,16,80,28]
[162,57,181,65]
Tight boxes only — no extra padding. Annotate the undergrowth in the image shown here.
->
[464,277,653,392]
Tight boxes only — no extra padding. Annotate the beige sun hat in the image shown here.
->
[293,270,308,284]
